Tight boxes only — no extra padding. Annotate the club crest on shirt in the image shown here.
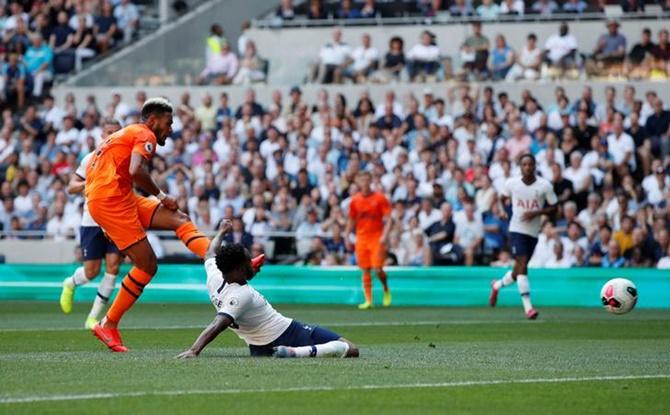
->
[229,297,239,307]
[144,142,154,153]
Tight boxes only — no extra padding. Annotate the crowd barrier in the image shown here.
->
[0,265,668,308]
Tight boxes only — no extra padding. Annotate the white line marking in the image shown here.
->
[0,319,541,332]
[1,374,668,404]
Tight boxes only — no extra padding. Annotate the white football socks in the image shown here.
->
[516,274,533,313]
[289,341,350,358]
[88,273,117,320]
[493,270,515,290]
[64,267,89,289]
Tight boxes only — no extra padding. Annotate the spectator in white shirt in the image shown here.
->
[545,238,573,268]
[346,33,379,83]
[55,115,79,151]
[313,28,352,84]
[114,0,139,43]
[543,22,578,78]
[642,163,669,206]
[454,203,484,265]
[506,33,542,81]
[606,113,635,172]
[407,30,440,82]
[198,42,239,85]
[500,0,525,15]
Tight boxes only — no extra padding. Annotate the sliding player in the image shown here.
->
[60,118,123,329]
[345,171,392,310]
[489,154,557,319]
[87,98,216,352]
[176,221,358,359]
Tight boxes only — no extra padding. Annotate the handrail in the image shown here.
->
[0,230,302,239]
[252,11,670,29]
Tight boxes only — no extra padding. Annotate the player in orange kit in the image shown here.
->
[85,97,263,352]
[345,171,392,310]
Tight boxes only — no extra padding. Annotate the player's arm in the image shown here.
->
[176,313,233,359]
[205,220,232,260]
[129,152,178,210]
[522,203,558,222]
[67,173,86,195]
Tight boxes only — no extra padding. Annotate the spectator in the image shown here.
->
[532,0,559,15]
[206,24,226,62]
[224,217,253,250]
[460,21,489,80]
[336,0,361,19]
[427,202,459,265]
[407,30,440,82]
[489,34,514,80]
[296,208,322,256]
[360,0,380,18]
[2,53,27,109]
[602,239,626,268]
[650,29,670,79]
[588,20,626,78]
[313,28,352,84]
[370,36,406,83]
[233,41,266,85]
[50,10,75,73]
[454,203,484,265]
[71,14,96,72]
[500,0,524,16]
[94,1,118,54]
[276,0,296,21]
[506,33,542,81]
[307,0,328,19]
[545,238,572,268]
[627,28,655,79]
[449,0,474,16]
[114,0,139,43]
[476,0,500,20]
[606,113,635,173]
[198,42,239,85]
[347,33,379,83]
[562,0,588,13]
[543,22,579,79]
[621,0,645,12]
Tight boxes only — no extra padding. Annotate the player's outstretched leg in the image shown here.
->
[375,267,392,307]
[358,269,373,310]
[490,270,515,307]
[150,206,210,258]
[273,339,359,358]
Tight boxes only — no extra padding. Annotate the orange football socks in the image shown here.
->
[175,221,210,258]
[106,267,154,324]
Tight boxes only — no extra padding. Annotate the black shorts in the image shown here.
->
[509,232,538,259]
[248,320,341,357]
[80,226,119,261]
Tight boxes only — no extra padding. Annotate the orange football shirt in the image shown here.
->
[85,124,157,201]
[348,191,391,239]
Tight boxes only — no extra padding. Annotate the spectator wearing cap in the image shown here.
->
[543,22,579,79]
[588,20,626,78]
[407,30,440,82]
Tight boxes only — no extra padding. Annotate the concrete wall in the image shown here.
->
[53,80,670,116]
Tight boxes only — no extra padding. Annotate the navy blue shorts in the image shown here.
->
[509,232,538,259]
[248,320,341,357]
[80,226,119,261]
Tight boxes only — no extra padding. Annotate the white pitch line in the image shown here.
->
[0,319,541,333]
[1,374,668,405]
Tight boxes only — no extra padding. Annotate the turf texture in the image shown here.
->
[0,302,669,414]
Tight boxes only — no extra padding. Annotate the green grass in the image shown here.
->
[0,302,669,414]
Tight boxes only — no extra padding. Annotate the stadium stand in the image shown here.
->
[0,0,668,270]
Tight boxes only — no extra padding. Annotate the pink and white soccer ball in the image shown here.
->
[600,278,638,314]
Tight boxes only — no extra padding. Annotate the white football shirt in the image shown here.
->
[75,152,99,227]
[205,258,292,346]
[502,176,558,237]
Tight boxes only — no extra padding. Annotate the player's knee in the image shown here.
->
[106,261,120,276]
[136,256,158,276]
[84,261,101,279]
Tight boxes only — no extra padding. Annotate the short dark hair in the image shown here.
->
[141,97,173,121]
[519,153,536,164]
[215,243,250,275]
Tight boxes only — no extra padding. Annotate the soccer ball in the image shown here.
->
[600,278,638,314]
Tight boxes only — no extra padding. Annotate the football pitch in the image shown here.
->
[0,302,669,414]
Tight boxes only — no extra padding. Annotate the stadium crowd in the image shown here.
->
[0,0,140,109]
[0,82,669,268]
[309,21,670,83]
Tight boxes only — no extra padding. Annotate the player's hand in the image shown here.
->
[161,196,179,211]
[176,349,198,359]
[521,211,538,222]
[219,219,233,234]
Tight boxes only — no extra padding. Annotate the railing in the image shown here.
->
[252,11,670,29]
[0,230,301,239]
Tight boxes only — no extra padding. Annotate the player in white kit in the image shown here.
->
[59,118,123,329]
[177,221,359,359]
[489,154,558,319]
